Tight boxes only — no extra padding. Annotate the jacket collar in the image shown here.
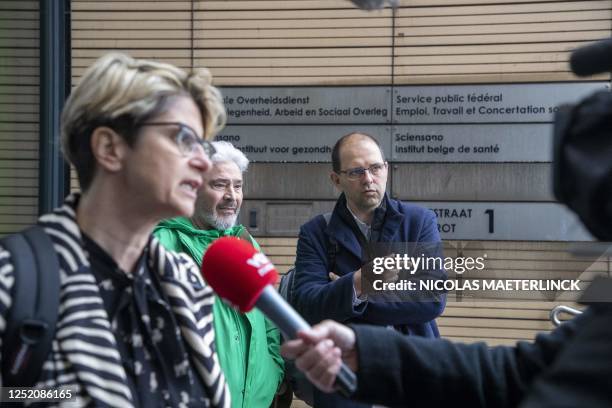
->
[38,193,162,275]
[326,193,404,260]
[154,217,246,266]
[378,194,405,242]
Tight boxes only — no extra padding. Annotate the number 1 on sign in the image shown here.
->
[484,209,494,234]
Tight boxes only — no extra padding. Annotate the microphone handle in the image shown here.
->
[335,364,358,398]
[256,286,357,397]
[257,286,310,338]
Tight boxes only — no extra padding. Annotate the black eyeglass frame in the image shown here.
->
[139,121,216,158]
[337,162,388,180]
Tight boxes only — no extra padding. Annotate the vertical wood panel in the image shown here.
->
[0,2,40,235]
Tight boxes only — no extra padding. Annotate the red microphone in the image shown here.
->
[201,236,277,312]
[201,236,357,398]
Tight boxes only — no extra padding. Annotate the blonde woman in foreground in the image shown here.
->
[0,53,230,407]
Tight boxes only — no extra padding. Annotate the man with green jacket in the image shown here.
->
[155,141,285,408]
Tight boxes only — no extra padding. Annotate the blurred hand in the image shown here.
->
[281,320,358,393]
[355,254,402,296]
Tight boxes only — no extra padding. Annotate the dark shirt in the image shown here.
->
[83,233,208,407]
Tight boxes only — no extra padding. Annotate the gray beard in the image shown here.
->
[201,211,239,231]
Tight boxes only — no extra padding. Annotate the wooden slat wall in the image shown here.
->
[394,0,612,83]
[439,300,578,346]
[70,0,393,86]
[71,0,611,86]
[0,1,39,235]
[259,237,606,346]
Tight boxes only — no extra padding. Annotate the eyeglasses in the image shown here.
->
[139,122,216,158]
[338,162,387,180]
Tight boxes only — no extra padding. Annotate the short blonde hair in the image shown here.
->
[61,52,226,190]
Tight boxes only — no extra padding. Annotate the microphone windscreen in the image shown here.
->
[201,236,278,312]
[570,37,612,77]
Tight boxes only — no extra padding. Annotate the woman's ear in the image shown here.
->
[90,127,127,172]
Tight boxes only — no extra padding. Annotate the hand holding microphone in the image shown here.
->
[281,319,359,395]
[201,237,357,398]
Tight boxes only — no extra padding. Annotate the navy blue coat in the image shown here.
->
[292,194,446,407]
[293,192,446,332]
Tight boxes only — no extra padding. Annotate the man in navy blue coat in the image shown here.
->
[291,132,447,407]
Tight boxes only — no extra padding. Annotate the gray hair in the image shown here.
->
[211,141,249,172]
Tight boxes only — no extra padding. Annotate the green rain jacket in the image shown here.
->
[154,217,284,408]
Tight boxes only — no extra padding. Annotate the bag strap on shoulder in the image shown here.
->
[237,228,254,244]
[1,225,61,387]
[282,213,338,304]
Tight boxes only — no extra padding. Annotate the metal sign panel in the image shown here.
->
[221,86,392,124]
[391,124,552,162]
[216,125,391,162]
[218,83,608,162]
[393,83,607,123]
[423,202,593,241]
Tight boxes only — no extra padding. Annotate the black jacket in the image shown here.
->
[352,295,612,407]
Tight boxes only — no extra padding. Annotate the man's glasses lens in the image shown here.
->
[345,163,385,179]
